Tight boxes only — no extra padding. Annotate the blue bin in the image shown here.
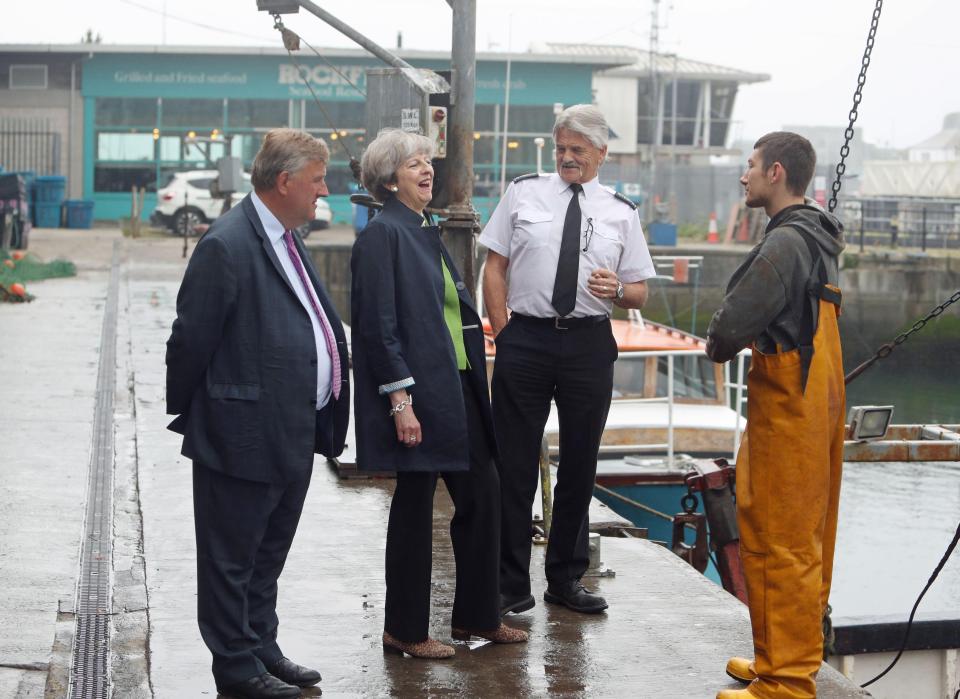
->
[65,199,95,229]
[34,175,66,204]
[649,222,678,246]
[34,202,62,228]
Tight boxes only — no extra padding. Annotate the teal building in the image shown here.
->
[0,43,763,224]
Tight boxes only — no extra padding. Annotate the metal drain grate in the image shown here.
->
[69,243,120,698]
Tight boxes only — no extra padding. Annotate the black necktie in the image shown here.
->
[551,183,582,316]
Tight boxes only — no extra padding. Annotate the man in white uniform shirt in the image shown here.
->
[480,104,655,616]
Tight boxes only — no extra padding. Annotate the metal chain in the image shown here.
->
[271,12,362,182]
[828,0,883,213]
[845,289,960,384]
[877,289,960,357]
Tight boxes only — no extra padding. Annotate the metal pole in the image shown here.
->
[448,0,476,211]
[647,0,659,224]
[669,54,678,223]
[498,23,513,197]
[441,0,480,301]
[181,190,188,258]
[733,352,746,459]
[539,437,553,538]
[860,201,864,252]
[922,206,928,252]
[667,354,674,467]
[295,0,416,70]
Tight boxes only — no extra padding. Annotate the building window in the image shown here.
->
[94,164,156,193]
[97,132,155,161]
[304,101,364,130]
[95,98,158,127]
[10,65,48,90]
[227,99,289,128]
[160,99,225,128]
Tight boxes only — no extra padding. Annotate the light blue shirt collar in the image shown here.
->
[250,190,286,244]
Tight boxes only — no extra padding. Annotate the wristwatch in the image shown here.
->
[615,280,624,300]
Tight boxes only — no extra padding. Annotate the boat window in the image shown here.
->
[655,356,717,399]
[612,356,646,398]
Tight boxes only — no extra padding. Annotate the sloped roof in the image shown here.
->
[532,42,769,84]
[0,42,632,66]
[909,129,960,151]
[862,160,960,198]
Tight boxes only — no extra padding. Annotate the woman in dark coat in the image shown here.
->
[351,128,526,658]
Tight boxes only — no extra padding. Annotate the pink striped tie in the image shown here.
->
[283,230,341,400]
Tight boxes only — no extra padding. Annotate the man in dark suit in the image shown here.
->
[166,129,349,699]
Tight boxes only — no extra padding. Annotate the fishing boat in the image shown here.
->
[482,311,747,461]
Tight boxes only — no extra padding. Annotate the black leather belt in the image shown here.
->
[511,313,609,330]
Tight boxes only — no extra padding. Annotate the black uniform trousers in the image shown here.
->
[384,372,501,642]
[492,315,616,597]
[193,403,333,687]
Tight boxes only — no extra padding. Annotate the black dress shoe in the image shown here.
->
[500,592,536,616]
[543,580,608,614]
[217,672,301,699]
[268,658,322,688]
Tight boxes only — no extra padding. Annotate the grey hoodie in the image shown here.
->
[706,202,845,363]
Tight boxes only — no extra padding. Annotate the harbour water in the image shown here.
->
[832,460,960,619]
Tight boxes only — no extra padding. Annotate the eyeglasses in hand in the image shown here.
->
[581,217,594,252]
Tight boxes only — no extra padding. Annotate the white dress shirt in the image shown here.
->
[479,172,656,318]
[251,191,334,408]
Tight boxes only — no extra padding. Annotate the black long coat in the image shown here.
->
[166,195,350,483]
[350,197,496,473]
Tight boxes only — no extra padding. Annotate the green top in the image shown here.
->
[423,214,469,371]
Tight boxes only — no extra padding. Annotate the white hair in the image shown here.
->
[360,128,435,202]
[552,104,609,150]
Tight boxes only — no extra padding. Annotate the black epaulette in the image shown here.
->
[512,172,541,184]
[613,192,637,210]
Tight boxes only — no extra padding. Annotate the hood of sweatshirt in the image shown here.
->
[766,200,845,259]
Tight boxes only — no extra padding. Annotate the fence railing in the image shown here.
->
[0,117,61,175]
[843,198,960,252]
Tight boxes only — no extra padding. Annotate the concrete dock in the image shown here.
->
[0,227,868,698]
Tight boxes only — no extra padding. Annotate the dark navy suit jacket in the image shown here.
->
[350,197,496,473]
[165,194,350,483]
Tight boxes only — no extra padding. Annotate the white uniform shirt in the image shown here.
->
[251,191,334,408]
[479,172,656,318]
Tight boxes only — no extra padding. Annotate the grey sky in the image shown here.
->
[4,0,957,152]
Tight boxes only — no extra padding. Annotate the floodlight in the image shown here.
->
[847,405,894,441]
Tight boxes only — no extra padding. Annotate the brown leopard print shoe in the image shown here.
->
[382,631,455,659]
[451,622,528,644]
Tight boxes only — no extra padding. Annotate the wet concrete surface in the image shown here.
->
[0,228,868,698]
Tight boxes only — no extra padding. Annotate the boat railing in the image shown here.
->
[723,349,752,459]
[606,346,749,465]
[603,346,751,462]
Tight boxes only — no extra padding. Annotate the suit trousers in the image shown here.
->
[384,373,501,642]
[193,404,330,686]
[492,315,615,597]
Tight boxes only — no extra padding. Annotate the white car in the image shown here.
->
[152,169,332,235]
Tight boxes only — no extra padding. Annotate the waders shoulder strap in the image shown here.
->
[785,226,842,393]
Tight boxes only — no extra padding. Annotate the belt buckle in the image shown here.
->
[554,317,568,330]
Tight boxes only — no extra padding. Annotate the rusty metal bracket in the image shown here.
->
[682,458,748,603]
[670,511,709,573]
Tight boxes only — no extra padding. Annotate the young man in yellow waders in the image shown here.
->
[706,132,846,699]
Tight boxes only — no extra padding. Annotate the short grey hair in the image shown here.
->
[251,128,330,190]
[360,128,435,201]
[553,104,609,150]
